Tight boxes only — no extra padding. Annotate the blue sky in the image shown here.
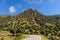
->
[0,0,60,15]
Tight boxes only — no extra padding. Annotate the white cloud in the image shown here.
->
[18,5,22,8]
[17,5,22,8]
[24,0,42,4]
[9,6,16,13]
[15,4,22,8]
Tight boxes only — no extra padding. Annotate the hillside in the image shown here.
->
[48,15,60,24]
[0,8,60,40]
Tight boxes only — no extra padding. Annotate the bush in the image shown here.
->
[16,33,22,37]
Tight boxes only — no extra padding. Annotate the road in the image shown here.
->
[24,35,41,40]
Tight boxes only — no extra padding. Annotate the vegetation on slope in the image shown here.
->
[0,8,60,40]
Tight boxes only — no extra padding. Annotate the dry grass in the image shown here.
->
[0,30,49,40]
[40,35,49,40]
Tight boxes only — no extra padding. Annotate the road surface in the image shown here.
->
[24,35,41,40]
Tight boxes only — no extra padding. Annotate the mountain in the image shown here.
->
[48,15,60,24]
[0,8,60,40]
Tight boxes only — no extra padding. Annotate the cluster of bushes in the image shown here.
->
[5,23,59,40]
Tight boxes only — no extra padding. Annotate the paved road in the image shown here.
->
[24,35,41,40]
